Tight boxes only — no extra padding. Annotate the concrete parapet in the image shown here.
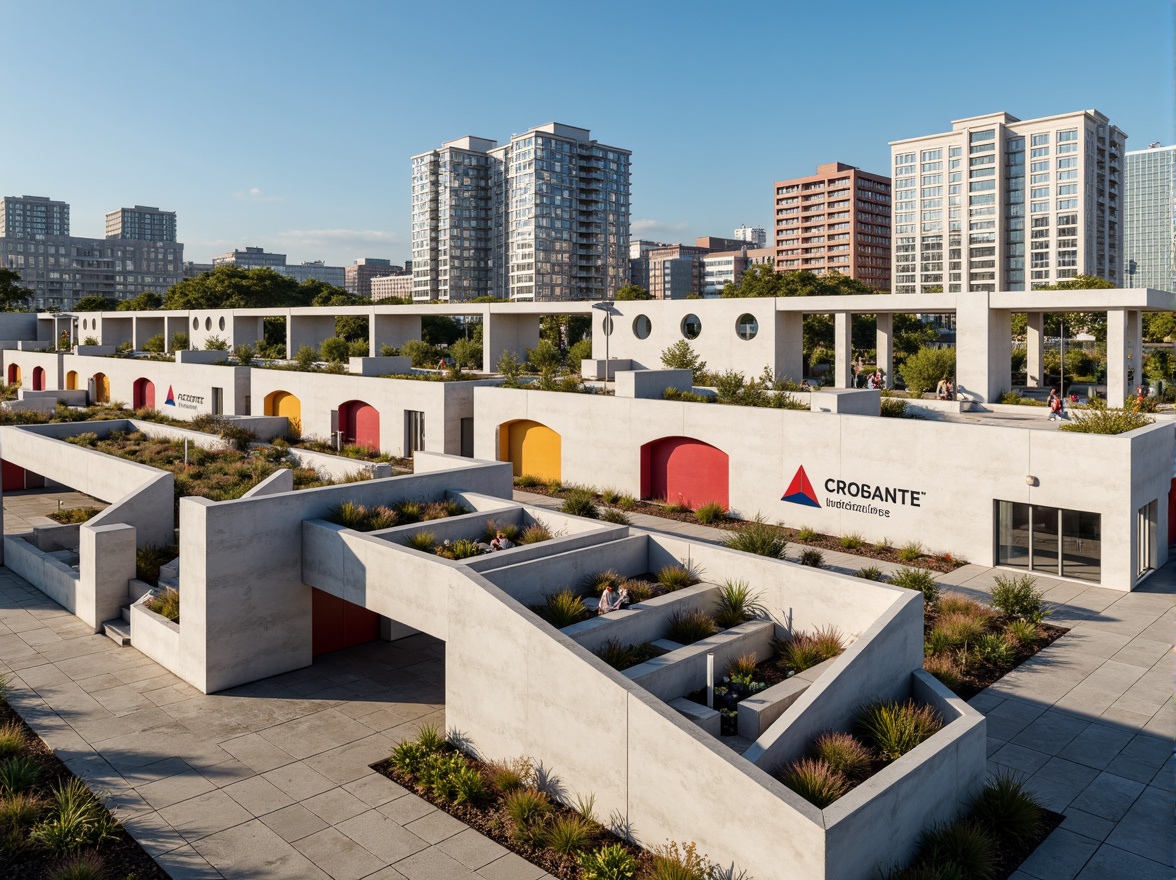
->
[810,388,881,416]
[614,369,692,399]
[581,358,633,380]
[348,355,412,376]
[130,596,181,678]
[175,349,231,365]
[78,523,136,632]
[625,619,775,702]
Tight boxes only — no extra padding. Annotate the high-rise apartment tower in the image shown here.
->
[774,163,891,290]
[411,123,631,301]
[1123,143,1175,292]
[1,196,69,237]
[890,110,1125,293]
[105,206,177,242]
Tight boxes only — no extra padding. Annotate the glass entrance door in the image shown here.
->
[1031,506,1061,576]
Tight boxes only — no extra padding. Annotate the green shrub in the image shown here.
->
[600,508,630,524]
[899,348,956,397]
[436,538,481,560]
[880,397,910,418]
[990,573,1049,623]
[234,343,256,365]
[933,613,987,649]
[389,741,429,778]
[294,345,318,369]
[1003,618,1040,646]
[144,588,180,623]
[713,580,766,628]
[660,340,708,384]
[666,609,717,644]
[780,757,850,808]
[561,489,599,519]
[923,654,963,690]
[599,487,621,504]
[573,791,597,823]
[595,639,648,670]
[857,701,943,762]
[543,813,595,855]
[142,333,166,353]
[999,390,1046,407]
[663,500,691,514]
[515,473,541,488]
[420,752,468,802]
[405,531,437,553]
[915,820,997,880]
[969,771,1044,846]
[320,336,350,363]
[0,790,40,851]
[0,722,23,758]
[855,565,885,581]
[937,592,992,620]
[579,843,639,880]
[656,563,701,591]
[450,764,487,805]
[724,514,787,559]
[813,731,872,782]
[973,632,1014,667]
[796,525,818,542]
[504,787,551,831]
[583,570,624,596]
[485,757,533,793]
[616,494,637,511]
[839,532,865,550]
[518,522,553,544]
[923,629,953,657]
[537,589,588,628]
[889,568,939,604]
[135,543,175,586]
[46,852,108,880]
[897,541,924,563]
[799,548,824,568]
[31,778,119,854]
[416,722,446,754]
[1060,399,1154,435]
[694,500,727,524]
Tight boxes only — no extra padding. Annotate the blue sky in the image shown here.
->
[2,0,1170,266]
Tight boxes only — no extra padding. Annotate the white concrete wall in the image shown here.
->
[473,387,1172,590]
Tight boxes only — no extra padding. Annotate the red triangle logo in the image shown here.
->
[782,465,820,508]
[164,385,175,406]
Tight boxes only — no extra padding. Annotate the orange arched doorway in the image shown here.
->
[498,419,562,483]
[31,366,45,391]
[132,378,155,409]
[6,364,21,386]
[66,371,78,390]
[91,372,110,404]
[264,390,302,422]
[338,400,379,450]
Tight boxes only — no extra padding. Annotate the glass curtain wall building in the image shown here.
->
[890,110,1125,294]
[1124,144,1176,291]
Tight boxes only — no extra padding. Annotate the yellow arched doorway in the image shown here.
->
[92,372,110,404]
[499,419,561,482]
[264,390,301,421]
[66,370,78,390]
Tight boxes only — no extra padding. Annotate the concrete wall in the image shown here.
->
[615,368,693,399]
[473,387,1172,590]
[3,535,80,612]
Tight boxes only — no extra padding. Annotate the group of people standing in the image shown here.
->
[597,584,630,614]
[852,357,886,390]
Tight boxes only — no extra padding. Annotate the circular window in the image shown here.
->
[192,317,199,330]
[602,314,614,336]
[681,314,702,340]
[736,313,759,341]
[205,317,212,331]
[219,317,226,331]
[633,314,652,339]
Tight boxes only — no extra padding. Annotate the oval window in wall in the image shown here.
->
[681,314,702,340]
[633,314,652,339]
[219,317,226,331]
[602,314,614,336]
[736,313,759,341]
[205,317,212,331]
[192,317,199,329]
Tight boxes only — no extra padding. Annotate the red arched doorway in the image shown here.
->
[6,364,21,386]
[133,378,156,409]
[338,400,380,450]
[31,366,45,391]
[640,436,730,510]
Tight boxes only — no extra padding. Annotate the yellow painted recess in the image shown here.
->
[501,420,561,482]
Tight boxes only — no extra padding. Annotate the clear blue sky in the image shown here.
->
[2,0,1170,266]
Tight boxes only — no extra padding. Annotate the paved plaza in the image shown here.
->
[0,490,1169,879]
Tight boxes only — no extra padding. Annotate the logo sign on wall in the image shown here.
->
[164,385,205,411]
[783,465,925,519]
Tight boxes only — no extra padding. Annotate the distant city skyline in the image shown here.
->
[0,0,1169,268]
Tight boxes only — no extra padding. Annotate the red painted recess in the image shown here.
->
[339,400,380,450]
[640,436,730,510]
[311,588,380,657]
[6,364,18,384]
[133,378,155,409]
[31,367,45,391]
[2,460,44,491]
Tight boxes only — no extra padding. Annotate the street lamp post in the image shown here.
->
[591,302,613,394]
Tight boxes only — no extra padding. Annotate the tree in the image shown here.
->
[660,340,707,384]
[1145,312,1176,342]
[163,266,302,310]
[567,337,593,368]
[525,338,562,373]
[614,284,651,301]
[116,291,162,311]
[496,351,524,386]
[449,337,482,369]
[320,336,351,363]
[721,267,875,298]
[893,314,940,365]
[74,296,119,311]
[898,347,956,396]
[422,315,462,346]
[0,269,32,311]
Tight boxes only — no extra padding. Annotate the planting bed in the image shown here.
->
[0,678,169,880]
[45,507,101,525]
[290,438,410,469]
[513,478,966,572]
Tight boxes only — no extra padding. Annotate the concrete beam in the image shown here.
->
[956,294,1010,404]
[833,312,852,389]
[875,313,893,389]
[1107,309,1144,408]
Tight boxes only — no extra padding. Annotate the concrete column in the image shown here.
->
[956,294,1011,404]
[1025,312,1044,387]
[1107,309,1144,408]
[833,312,852,388]
[483,313,541,374]
[774,311,804,384]
[78,523,136,633]
[369,313,423,355]
[875,313,893,389]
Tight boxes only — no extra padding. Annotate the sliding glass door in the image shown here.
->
[996,501,1101,583]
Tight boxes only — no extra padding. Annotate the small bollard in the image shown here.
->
[706,652,715,709]
[184,437,189,466]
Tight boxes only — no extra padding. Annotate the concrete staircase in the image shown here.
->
[102,605,131,647]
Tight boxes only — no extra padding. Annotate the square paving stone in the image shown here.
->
[260,802,329,843]
[1058,808,1116,843]
[192,817,331,880]
[1075,843,1171,880]
[1103,784,1172,864]
[476,852,549,880]
[991,742,1052,774]
[1056,722,1135,770]
[394,847,479,880]
[261,760,337,800]
[137,768,217,811]
[159,789,254,843]
[405,807,468,844]
[219,732,298,773]
[1067,771,1146,822]
[1011,710,1090,755]
[222,775,296,816]
[1035,756,1102,789]
[437,828,509,871]
[379,791,436,824]
[302,787,370,824]
[153,843,226,879]
[1017,827,1099,880]
[294,827,387,880]
[337,809,429,863]
[342,772,407,807]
